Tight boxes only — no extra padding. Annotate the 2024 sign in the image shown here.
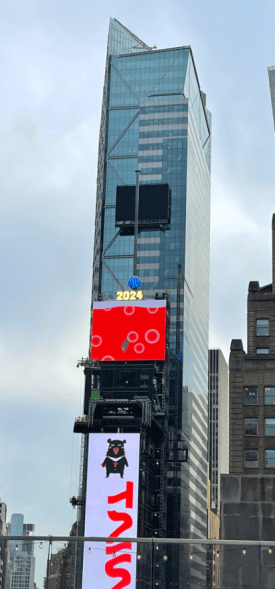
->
[116,291,143,301]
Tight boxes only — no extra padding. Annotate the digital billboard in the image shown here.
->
[115,184,171,232]
[82,433,140,589]
[90,300,166,361]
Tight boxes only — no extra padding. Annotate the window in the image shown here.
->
[244,449,258,468]
[265,387,275,405]
[265,450,275,467]
[256,319,269,336]
[244,418,258,436]
[140,370,150,388]
[257,348,269,354]
[265,418,275,435]
[244,387,258,405]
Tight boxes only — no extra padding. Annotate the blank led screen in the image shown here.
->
[91,300,166,361]
[115,183,170,224]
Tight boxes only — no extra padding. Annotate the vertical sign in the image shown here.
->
[82,433,140,589]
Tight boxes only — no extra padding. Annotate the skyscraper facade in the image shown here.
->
[7,515,35,589]
[92,10,211,529]
[268,65,275,130]
[75,17,212,589]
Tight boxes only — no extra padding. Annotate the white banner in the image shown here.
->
[82,433,140,589]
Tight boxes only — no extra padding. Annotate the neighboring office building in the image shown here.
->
[268,66,275,130]
[207,349,228,589]
[75,17,212,589]
[6,515,35,589]
[220,215,275,588]
[208,349,229,511]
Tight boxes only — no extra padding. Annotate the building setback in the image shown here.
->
[74,17,212,589]
[220,215,275,589]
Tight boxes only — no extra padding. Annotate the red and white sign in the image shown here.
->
[82,433,140,589]
[90,300,166,361]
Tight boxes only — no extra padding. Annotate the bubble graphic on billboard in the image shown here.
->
[90,300,166,361]
[82,433,140,589]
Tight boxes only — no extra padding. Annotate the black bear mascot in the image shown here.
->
[101,439,129,478]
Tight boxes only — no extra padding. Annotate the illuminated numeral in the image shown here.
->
[117,290,143,300]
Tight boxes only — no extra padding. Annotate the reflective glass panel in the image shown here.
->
[244,418,258,436]
[244,449,258,468]
[266,450,275,467]
[256,319,269,336]
[265,387,275,405]
[257,348,269,354]
[265,418,275,436]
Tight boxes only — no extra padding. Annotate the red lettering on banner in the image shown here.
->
[107,511,133,537]
[105,554,131,589]
[105,483,134,589]
[107,482,133,508]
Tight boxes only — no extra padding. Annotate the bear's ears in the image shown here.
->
[123,440,126,444]
[107,439,112,443]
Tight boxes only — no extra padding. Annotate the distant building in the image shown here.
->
[206,350,228,589]
[6,515,35,589]
[0,489,8,589]
[208,349,229,511]
[268,66,275,130]
[44,523,76,589]
[220,215,275,588]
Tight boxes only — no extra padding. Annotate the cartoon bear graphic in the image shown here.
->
[101,439,128,478]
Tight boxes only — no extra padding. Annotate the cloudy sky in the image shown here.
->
[0,0,275,582]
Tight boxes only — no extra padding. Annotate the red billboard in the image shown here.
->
[91,299,166,361]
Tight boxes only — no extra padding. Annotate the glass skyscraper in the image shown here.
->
[91,17,211,585]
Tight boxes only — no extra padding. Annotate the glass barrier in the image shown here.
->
[2,536,275,589]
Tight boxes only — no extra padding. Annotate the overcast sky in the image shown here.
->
[0,0,275,583]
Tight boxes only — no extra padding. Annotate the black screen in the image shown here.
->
[115,183,170,225]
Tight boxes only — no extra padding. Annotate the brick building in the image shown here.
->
[220,215,275,588]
